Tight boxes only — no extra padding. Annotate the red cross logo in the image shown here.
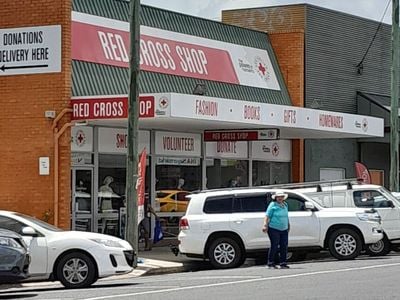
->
[77,133,84,144]
[258,63,266,76]
[159,97,168,109]
[272,143,279,156]
[75,130,86,147]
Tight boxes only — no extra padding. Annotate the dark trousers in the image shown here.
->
[267,227,289,266]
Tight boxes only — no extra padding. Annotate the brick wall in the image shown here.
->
[0,0,72,228]
[223,6,306,182]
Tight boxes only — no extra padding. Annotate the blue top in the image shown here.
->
[266,201,289,231]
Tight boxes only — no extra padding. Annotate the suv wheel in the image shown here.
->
[208,237,244,269]
[328,228,361,260]
[366,237,391,256]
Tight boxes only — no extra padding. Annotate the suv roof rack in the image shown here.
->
[260,178,364,191]
[191,186,269,194]
[191,178,364,194]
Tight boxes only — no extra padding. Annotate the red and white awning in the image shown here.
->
[71,93,383,139]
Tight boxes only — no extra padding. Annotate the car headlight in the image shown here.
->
[0,237,23,249]
[356,212,381,223]
[91,239,124,248]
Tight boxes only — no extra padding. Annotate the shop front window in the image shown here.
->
[155,157,201,238]
[252,161,290,186]
[98,154,150,238]
[206,159,249,189]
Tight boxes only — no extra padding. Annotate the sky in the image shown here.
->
[141,0,393,24]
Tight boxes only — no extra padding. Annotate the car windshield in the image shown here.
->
[14,213,64,232]
[379,187,400,206]
[157,192,170,198]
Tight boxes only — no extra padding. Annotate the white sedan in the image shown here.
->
[0,210,134,288]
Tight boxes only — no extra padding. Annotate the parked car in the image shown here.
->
[156,190,191,212]
[0,210,134,288]
[0,229,30,283]
[298,183,400,256]
[178,188,383,269]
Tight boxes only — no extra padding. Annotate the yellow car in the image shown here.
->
[156,190,191,212]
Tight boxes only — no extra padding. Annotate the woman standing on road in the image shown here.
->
[262,191,290,269]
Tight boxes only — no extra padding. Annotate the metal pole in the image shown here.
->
[391,0,400,192]
[126,0,140,267]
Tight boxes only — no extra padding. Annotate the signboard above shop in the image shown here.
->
[155,131,201,157]
[71,12,280,91]
[204,129,279,142]
[70,93,384,139]
[98,128,150,154]
[0,25,61,76]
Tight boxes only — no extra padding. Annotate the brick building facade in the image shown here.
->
[0,0,72,228]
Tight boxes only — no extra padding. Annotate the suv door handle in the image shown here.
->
[233,219,244,224]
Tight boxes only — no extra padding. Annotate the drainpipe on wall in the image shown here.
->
[52,108,72,226]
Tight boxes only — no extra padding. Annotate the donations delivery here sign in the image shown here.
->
[0,25,61,76]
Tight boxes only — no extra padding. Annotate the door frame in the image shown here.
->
[71,166,95,231]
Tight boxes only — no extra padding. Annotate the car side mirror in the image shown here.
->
[387,200,395,208]
[22,226,38,237]
[304,201,315,210]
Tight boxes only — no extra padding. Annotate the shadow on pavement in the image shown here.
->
[0,282,138,295]
[0,294,37,299]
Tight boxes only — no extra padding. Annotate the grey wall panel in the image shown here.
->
[304,139,359,181]
[361,142,389,188]
[304,6,391,181]
[305,5,391,114]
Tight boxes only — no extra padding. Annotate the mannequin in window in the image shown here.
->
[99,176,114,193]
[99,176,118,212]
[177,178,185,190]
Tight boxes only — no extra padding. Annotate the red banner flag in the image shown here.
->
[137,148,147,224]
[355,162,371,184]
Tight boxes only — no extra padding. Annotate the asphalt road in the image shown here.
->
[2,254,400,300]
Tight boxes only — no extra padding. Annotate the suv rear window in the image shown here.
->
[235,194,270,212]
[203,193,271,214]
[203,196,233,214]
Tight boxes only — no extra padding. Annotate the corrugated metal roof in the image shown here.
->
[72,0,291,105]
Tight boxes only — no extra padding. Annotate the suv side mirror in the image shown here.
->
[22,226,38,237]
[387,200,395,208]
[304,201,315,210]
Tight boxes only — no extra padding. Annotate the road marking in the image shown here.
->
[82,262,400,300]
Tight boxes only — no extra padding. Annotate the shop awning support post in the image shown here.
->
[126,0,140,267]
[391,0,400,192]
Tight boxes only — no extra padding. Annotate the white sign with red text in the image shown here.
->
[71,12,280,90]
[98,128,150,154]
[70,93,384,138]
[155,131,201,157]
[170,93,383,137]
[206,141,248,159]
[251,140,291,162]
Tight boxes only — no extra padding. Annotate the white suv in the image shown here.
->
[178,188,383,269]
[298,183,400,256]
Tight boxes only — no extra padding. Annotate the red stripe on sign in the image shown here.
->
[71,96,154,120]
[71,21,240,85]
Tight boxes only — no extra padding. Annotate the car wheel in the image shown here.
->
[328,228,361,260]
[365,237,391,256]
[208,237,244,269]
[56,252,97,289]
